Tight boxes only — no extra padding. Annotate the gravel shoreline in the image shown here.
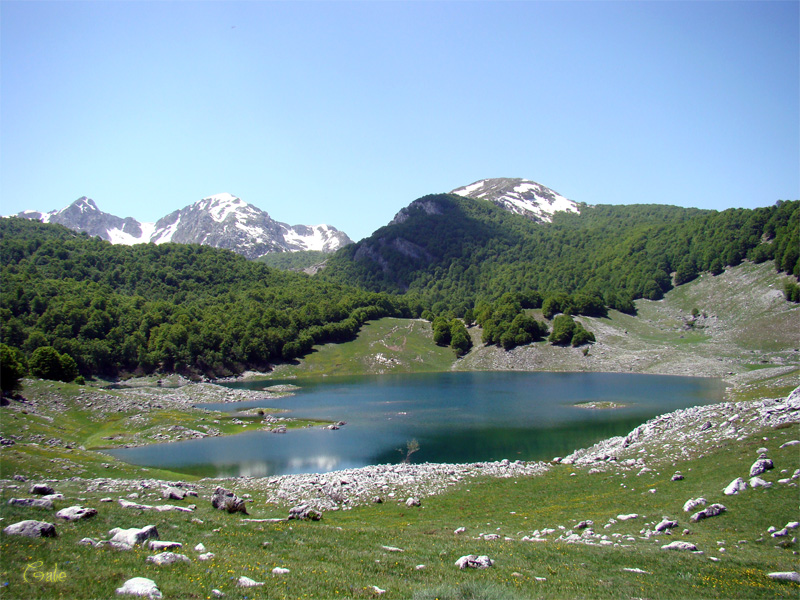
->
[9,386,796,513]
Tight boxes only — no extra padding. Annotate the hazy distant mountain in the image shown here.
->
[11,193,352,260]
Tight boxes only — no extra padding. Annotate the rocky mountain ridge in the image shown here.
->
[450,177,580,222]
[11,193,352,260]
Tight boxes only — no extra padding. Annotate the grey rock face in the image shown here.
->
[30,484,55,496]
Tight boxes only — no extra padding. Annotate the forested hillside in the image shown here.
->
[1,196,797,385]
[0,219,412,383]
[321,195,799,312]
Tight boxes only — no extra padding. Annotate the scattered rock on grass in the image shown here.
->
[149,541,182,551]
[8,498,54,510]
[455,555,494,569]
[162,486,186,501]
[750,457,774,478]
[288,504,321,521]
[723,477,747,495]
[108,525,159,549]
[237,576,264,587]
[683,497,707,513]
[690,504,727,523]
[30,484,55,496]
[115,577,162,599]
[211,487,248,515]
[56,506,97,521]
[750,476,772,488]
[661,541,698,551]
[147,552,190,566]
[655,518,679,532]
[768,571,800,583]
[3,520,57,538]
[272,567,290,575]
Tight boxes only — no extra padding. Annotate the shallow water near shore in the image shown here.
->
[108,371,725,478]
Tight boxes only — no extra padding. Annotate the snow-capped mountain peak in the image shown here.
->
[198,193,253,223]
[451,177,579,223]
[9,194,352,259]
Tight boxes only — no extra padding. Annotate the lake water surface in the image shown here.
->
[108,372,725,478]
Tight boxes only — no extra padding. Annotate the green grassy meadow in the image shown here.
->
[1,420,798,599]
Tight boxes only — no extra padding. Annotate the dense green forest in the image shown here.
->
[321,195,800,313]
[0,219,413,385]
[256,250,327,271]
[1,195,797,386]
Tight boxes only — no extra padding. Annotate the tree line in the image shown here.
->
[321,196,800,312]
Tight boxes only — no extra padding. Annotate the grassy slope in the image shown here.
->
[1,261,799,598]
[269,262,799,392]
[0,422,797,599]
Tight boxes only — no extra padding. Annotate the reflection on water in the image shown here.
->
[107,371,725,478]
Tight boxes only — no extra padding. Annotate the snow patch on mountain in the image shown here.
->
[452,178,579,223]
[7,194,352,260]
[107,222,156,245]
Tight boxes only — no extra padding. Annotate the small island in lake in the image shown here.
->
[574,401,628,410]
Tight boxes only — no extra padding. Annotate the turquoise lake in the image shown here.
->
[107,371,725,478]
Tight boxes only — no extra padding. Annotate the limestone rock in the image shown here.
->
[455,555,494,569]
[405,497,421,507]
[210,487,248,514]
[237,576,264,587]
[30,484,55,496]
[655,518,679,532]
[750,476,772,488]
[723,477,747,495]
[690,503,727,523]
[198,552,215,561]
[56,506,98,521]
[194,543,207,552]
[115,577,162,599]
[78,537,99,546]
[8,497,54,510]
[147,552,191,566]
[288,504,321,521]
[683,497,707,512]
[749,457,774,478]
[767,571,800,583]
[2,519,57,538]
[149,541,182,551]
[108,525,159,548]
[272,567,290,575]
[162,486,186,501]
[661,541,698,551]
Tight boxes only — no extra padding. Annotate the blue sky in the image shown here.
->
[1,1,797,242]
